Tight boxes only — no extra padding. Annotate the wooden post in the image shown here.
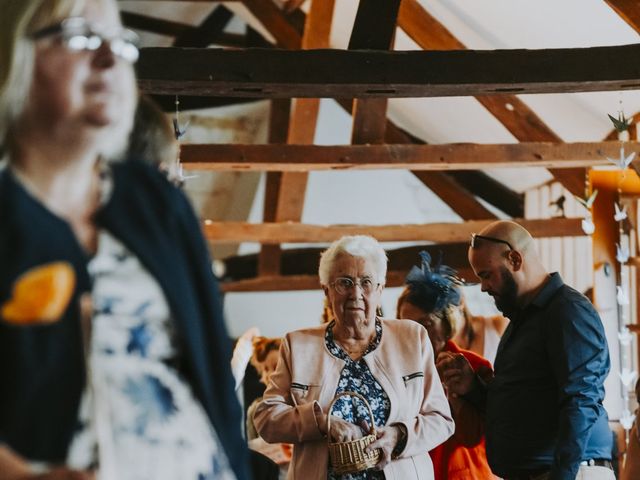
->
[591,169,640,419]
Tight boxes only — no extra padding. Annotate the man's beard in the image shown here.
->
[493,267,518,315]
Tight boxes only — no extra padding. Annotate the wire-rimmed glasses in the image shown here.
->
[330,277,379,295]
[32,17,140,63]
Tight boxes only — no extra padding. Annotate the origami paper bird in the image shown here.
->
[581,216,595,235]
[608,112,632,133]
[617,286,630,305]
[172,118,189,140]
[617,244,630,264]
[606,147,635,170]
[614,203,628,222]
[620,409,635,430]
[618,368,638,389]
[574,190,598,210]
[619,327,633,346]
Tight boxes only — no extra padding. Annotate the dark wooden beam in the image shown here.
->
[411,171,497,220]
[283,0,306,13]
[241,0,302,48]
[173,5,234,47]
[349,0,401,145]
[203,218,584,244]
[180,141,630,171]
[121,11,273,49]
[348,0,400,50]
[121,11,192,37]
[136,44,640,98]
[448,171,525,218]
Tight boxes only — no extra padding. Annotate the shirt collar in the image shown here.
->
[528,272,563,308]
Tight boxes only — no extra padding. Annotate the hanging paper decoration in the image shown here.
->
[169,96,197,185]
[607,106,638,433]
[606,146,635,170]
[617,286,630,306]
[607,110,630,142]
[608,112,632,133]
[619,368,639,389]
[574,190,598,210]
[616,244,630,264]
[619,326,633,346]
[173,96,189,140]
[581,216,595,235]
[621,409,636,430]
[614,203,628,222]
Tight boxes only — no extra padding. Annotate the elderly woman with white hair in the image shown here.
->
[254,235,454,480]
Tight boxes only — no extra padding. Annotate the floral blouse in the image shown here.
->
[325,320,389,480]
[65,230,236,480]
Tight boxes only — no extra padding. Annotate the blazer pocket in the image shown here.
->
[402,372,424,385]
[402,372,425,412]
[290,382,319,405]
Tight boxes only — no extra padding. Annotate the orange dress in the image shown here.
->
[429,340,496,480]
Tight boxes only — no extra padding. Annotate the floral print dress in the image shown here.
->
[66,230,236,480]
[325,320,390,480]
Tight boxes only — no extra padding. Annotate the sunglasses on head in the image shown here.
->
[470,233,514,251]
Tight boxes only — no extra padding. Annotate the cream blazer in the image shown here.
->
[254,319,454,480]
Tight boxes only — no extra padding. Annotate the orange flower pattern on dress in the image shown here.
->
[1,262,76,325]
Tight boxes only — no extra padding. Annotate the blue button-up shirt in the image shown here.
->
[471,273,612,480]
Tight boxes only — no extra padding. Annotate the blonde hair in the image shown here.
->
[318,235,387,286]
[0,0,86,152]
[1,0,135,161]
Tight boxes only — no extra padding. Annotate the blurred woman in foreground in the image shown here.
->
[0,1,247,478]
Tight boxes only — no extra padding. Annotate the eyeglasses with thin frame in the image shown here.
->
[470,233,514,251]
[31,17,140,64]
[330,277,379,295]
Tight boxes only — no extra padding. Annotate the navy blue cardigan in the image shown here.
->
[0,161,249,480]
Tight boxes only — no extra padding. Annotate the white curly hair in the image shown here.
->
[318,235,388,286]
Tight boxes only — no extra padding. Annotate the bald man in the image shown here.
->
[438,221,613,480]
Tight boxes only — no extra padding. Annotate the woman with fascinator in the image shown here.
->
[397,252,497,480]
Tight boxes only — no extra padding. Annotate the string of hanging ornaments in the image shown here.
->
[169,95,195,186]
[602,103,637,439]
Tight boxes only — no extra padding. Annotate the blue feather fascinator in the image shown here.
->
[404,251,462,312]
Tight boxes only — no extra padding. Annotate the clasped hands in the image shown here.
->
[435,351,477,397]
